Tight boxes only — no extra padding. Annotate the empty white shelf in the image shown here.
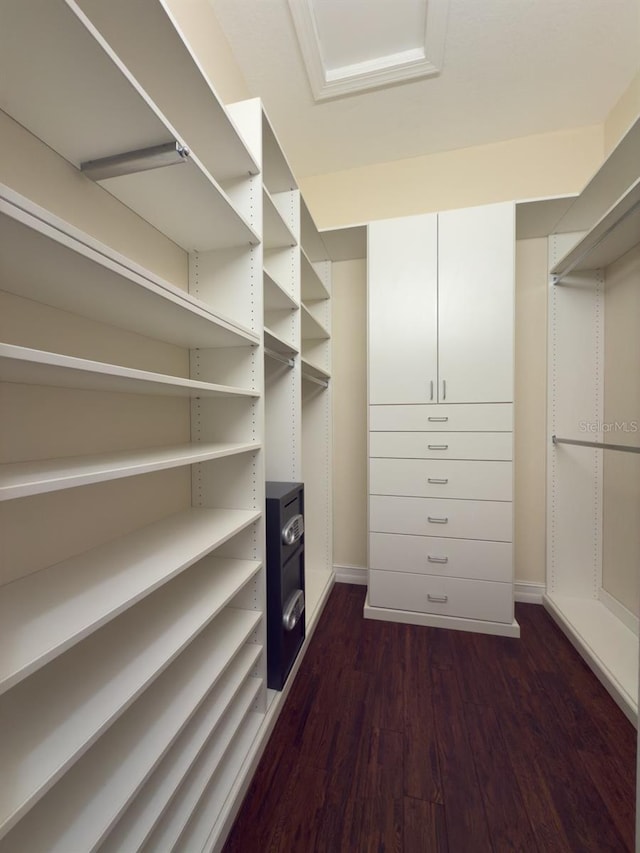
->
[0,188,258,348]
[0,441,259,501]
[301,357,330,383]
[551,177,640,280]
[178,708,265,852]
[142,676,263,851]
[0,556,262,838]
[0,622,261,853]
[263,268,298,312]
[0,0,258,252]
[301,305,330,341]
[0,507,261,695]
[300,198,329,262]
[544,593,638,723]
[301,249,330,301]
[262,111,296,194]
[263,189,297,249]
[0,344,259,398]
[101,673,263,853]
[264,328,298,356]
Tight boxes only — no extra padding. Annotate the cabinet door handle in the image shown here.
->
[427,594,449,603]
[427,417,448,422]
[427,555,449,564]
[442,379,447,401]
[427,516,448,524]
[430,380,434,401]
[427,478,449,484]
[428,444,449,450]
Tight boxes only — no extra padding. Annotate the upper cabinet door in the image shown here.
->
[438,202,515,404]
[368,214,438,404]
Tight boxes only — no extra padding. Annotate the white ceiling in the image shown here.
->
[211,0,640,179]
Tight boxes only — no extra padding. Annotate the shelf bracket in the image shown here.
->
[81,141,190,181]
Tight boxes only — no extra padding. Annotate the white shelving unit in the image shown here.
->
[0,7,336,849]
[544,116,640,724]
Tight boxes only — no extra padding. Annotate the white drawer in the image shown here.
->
[369,533,512,582]
[370,403,513,432]
[369,570,513,623]
[369,495,512,541]
[370,431,512,461]
[370,458,512,501]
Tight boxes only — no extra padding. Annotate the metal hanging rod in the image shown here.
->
[552,435,640,454]
[301,371,329,389]
[81,141,189,181]
[264,348,294,369]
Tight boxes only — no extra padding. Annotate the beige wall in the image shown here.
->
[300,125,603,230]
[164,0,251,105]
[331,260,368,570]
[602,245,640,615]
[604,69,640,155]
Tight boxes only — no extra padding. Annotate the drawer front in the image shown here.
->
[370,431,512,461]
[370,403,513,432]
[370,533,513,582]
[370,458,513,501]
[369,571,513,623]
[369,495,512,542]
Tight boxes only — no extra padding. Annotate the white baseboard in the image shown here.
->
[333,564,368,585]
[600,587,639,636]
[514,581,546,604]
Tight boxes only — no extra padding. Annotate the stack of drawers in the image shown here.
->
[368,403,514,626]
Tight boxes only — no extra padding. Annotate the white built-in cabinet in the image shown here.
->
[365,202,519,637]
[368,204,514,405]
[0,3,332,851]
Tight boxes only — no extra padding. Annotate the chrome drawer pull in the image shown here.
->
[427,594,449,603]
[428,444,449,450]
[427,555,449,564]
[427,478,449,484]
[427,417,448,422]
[427,516,448,524]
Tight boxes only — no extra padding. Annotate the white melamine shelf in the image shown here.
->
[0,507,261,696]
[0,441,259,501]
[0,625,261,853]
[0,556,262,838]
[178,709,265,852]
[320,224,367,261]
[264,328,298,357]
[0,0,258,253]
[0,191,257,348]
[98,156,258,252]
[263,189,297,250]
[263,269,298,311]
[0,344,259,399]
[262,112,296,194]
[544,594,638,724]
[71,0,258,184]
[98,668,261,853]
[301,358,330,383]
[301,249,330,300]
[301,304,330,341]
[142,677,263,852]
[301,198,329,262]
[550,178,640,280]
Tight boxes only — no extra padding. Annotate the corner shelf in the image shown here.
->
[0,621,261,853]
[0,508,261,696]
[1,188,258,348]
[0,441,259,501]
[550,177,640,281]
[0,558,262,839]
[0,344,259,399]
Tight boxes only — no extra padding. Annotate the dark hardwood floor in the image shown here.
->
[224,584,636,852]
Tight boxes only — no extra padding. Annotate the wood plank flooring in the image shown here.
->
[223,584,636,852]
